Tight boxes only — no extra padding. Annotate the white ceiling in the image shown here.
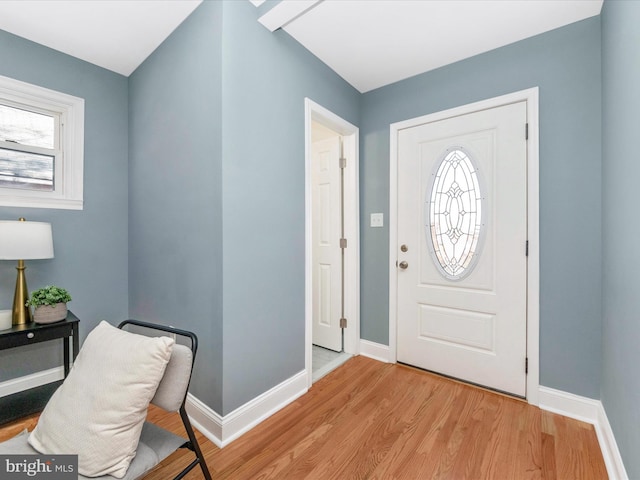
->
[273,0,604,92]
[0,0,202,76]
[0,0,602,90]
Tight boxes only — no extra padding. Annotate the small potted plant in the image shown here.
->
[27,285,72,324]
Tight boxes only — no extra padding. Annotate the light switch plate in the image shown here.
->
[370,213,384,227]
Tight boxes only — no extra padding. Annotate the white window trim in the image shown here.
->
[0,75,84,210]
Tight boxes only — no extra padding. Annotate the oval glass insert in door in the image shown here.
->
[425,147,485,281]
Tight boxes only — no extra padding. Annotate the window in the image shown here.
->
[426,147,484,280]
[0,75,84,209]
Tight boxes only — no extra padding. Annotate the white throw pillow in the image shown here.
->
[28,321,174,478]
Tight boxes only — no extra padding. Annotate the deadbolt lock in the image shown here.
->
[400,244,408,252]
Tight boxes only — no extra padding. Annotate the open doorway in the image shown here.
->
[305,99,359,386]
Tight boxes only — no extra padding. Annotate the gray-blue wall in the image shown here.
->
[360,17,603,399]
[220,0,360,414]
[127,0,359,415]
[128,1,224,411]
[602,1,640,477]
[0,31,129,380]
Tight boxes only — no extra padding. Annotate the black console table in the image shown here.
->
[0,311,79,424]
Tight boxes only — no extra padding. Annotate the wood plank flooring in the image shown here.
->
[0,356,607,479]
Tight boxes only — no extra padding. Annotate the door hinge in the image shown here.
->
[525,123,529,140]
[340,318,347,328]
[340,238,348,249]
[525,357,529,374]
[525,240,529,257]
[339,157,347,169]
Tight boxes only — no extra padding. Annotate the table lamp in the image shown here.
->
[0,218,54,325]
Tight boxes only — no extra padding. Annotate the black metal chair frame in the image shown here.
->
[118,319,212,480]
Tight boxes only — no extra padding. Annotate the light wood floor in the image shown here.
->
[0,356,607,479]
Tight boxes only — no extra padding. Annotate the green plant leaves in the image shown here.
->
[26,285,72,307]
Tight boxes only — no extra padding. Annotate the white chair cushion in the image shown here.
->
[28,321,174,478]
[150,343,192,412]
[3,423,186,480]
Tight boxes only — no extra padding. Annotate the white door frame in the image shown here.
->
[389,88,540,405]
[305,98,360,388]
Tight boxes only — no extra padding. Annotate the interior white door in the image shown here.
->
[396,101,528,396]
[312,136,342,352]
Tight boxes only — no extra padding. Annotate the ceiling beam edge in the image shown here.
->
[258,0,322,32]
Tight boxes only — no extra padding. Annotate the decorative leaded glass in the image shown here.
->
[426,147,484,280]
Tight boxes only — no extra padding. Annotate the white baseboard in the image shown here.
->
[538,386,601,424]
[186,369,308,448]
[0,367,64,398]
[539,386,628,480]
[186,394,223,447]
[595,402,629,480]
[359,339,390,363]
[1,365,308,451]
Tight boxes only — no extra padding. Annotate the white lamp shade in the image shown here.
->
[0,221,54,260]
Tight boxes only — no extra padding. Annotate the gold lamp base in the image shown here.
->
[12,259,32,325]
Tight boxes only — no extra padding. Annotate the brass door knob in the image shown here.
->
[398,261,408,270]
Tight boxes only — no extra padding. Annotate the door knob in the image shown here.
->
[398,261,408,270]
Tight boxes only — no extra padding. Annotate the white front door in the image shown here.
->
[396,101,528,396]
[312,136,342,352]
